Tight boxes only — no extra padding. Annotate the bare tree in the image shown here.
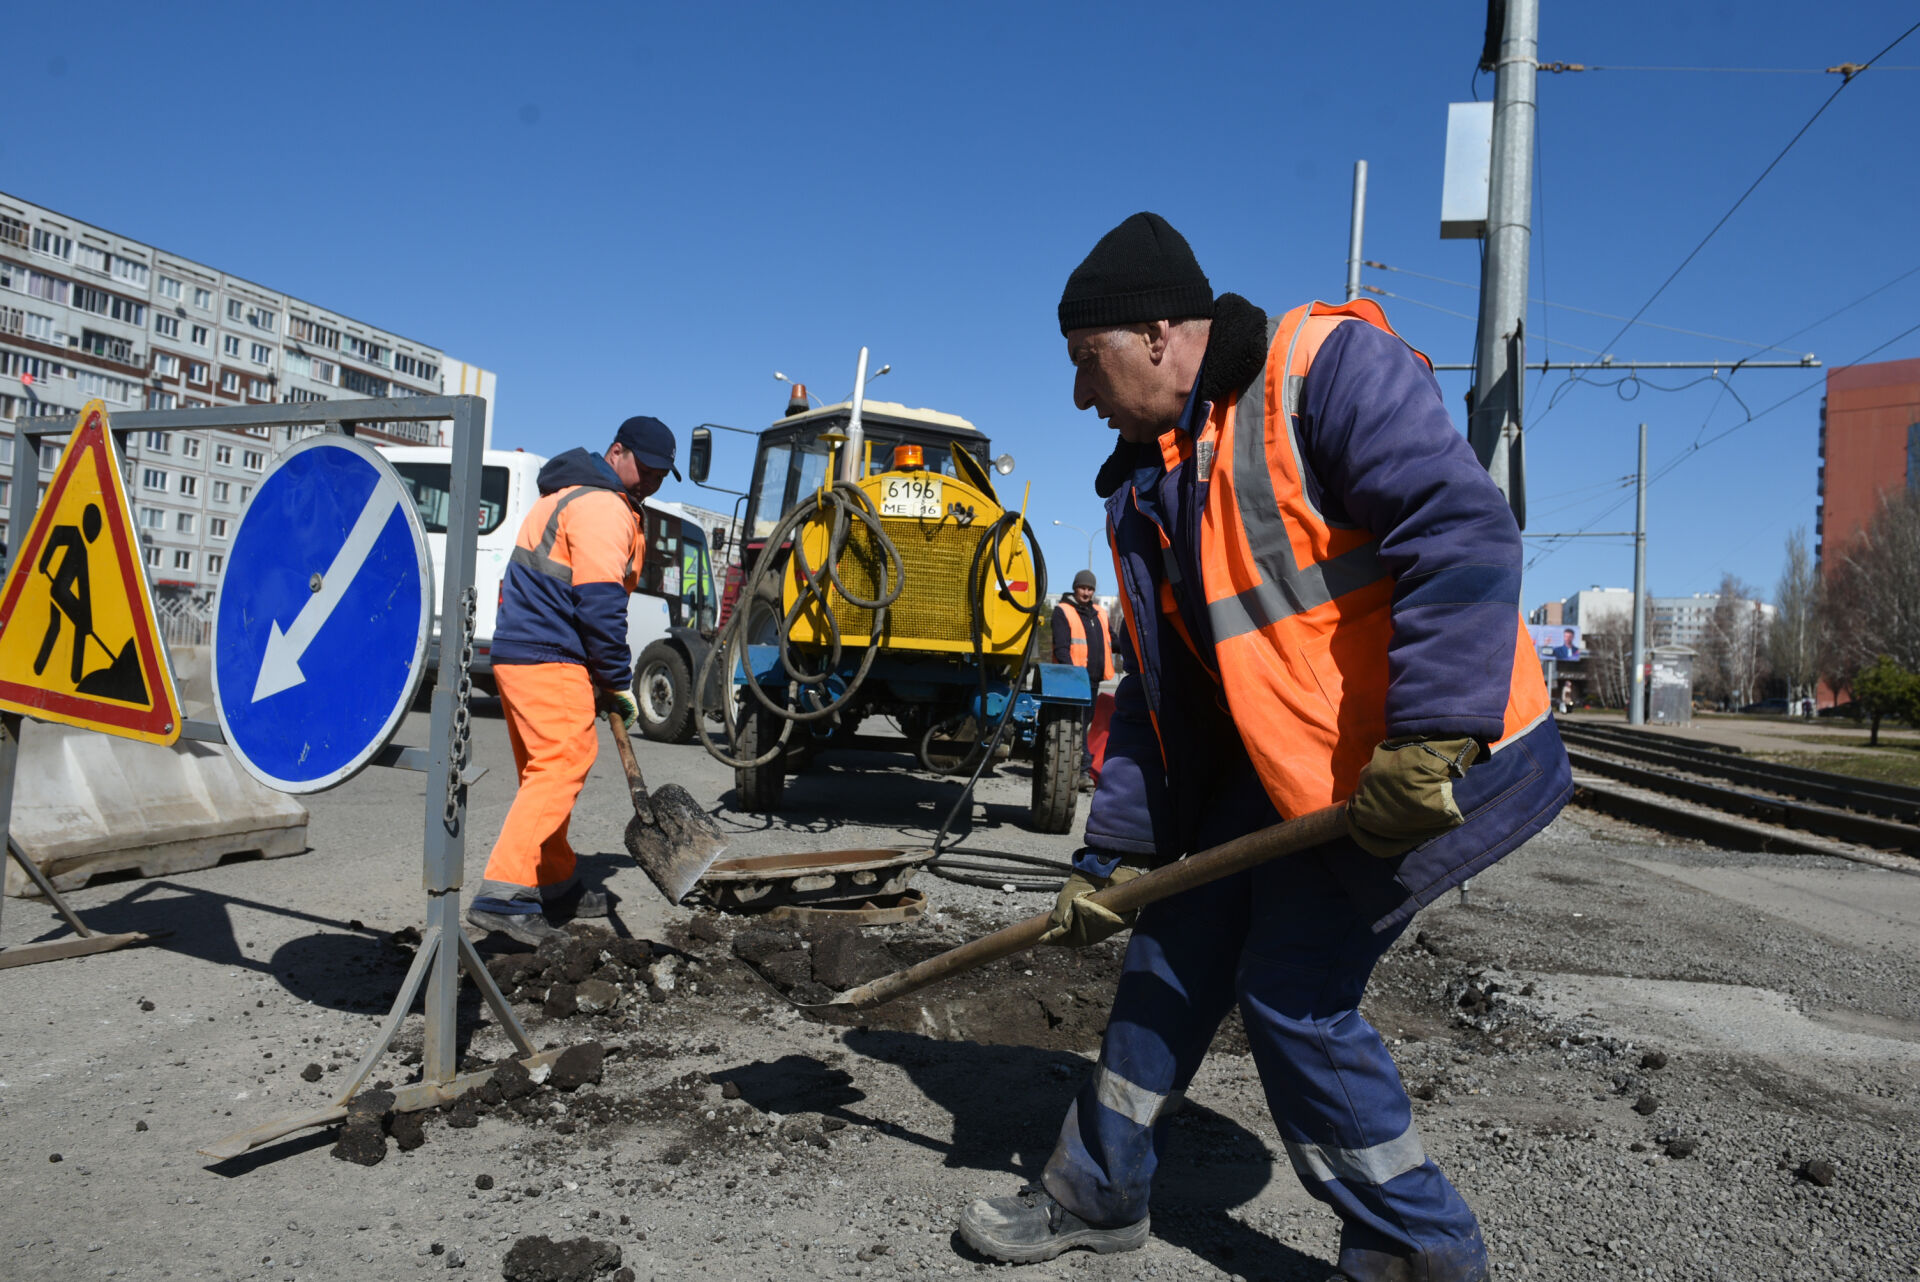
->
[1770,528,1820,714]
[1822,487,1920,694]
[1699,574,1770,709]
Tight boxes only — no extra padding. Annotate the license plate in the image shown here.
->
[879,475,943,519]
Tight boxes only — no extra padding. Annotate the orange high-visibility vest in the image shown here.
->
[1059,603,1115,682]
[1194,299,1550,818]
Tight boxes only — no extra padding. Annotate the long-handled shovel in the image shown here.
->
[811,804,1349,1011]
[607,712,729,904]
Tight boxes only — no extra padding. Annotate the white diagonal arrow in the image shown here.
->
[252,486,402,702]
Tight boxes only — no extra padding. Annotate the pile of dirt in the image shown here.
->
[484,930,672,1020]
[501,1233,629,1282]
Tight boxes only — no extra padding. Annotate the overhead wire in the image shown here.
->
[1589,17,1920,362]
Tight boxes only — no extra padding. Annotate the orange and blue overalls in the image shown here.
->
[1042,297,1571,1282]
[473,448,642,910]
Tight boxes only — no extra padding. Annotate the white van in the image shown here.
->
[379,446,722,742]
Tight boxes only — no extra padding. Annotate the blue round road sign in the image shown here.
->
[212,436,431,793]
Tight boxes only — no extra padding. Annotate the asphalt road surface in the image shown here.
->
[2,706,1918,1281]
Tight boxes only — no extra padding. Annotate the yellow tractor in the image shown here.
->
[689,350,1091,833]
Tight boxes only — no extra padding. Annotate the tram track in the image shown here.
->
[1557,721,1920,872]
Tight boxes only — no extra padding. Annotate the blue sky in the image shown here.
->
[11,1,1917,611]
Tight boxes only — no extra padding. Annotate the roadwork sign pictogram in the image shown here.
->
[0,400,181,744]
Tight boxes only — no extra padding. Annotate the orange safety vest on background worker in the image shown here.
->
[1193,299,1550,818]
[1057,603,1115,682]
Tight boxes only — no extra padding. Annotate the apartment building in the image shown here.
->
[0,192,494,599]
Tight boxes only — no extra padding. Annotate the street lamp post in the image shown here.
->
[1052,519,1092,574]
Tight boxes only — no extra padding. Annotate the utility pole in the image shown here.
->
[1468,0,1537,527]
[1345,161,1368,303]
[1629,422,1648,725]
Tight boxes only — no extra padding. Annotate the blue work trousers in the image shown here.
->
[1042,842,1488,1282]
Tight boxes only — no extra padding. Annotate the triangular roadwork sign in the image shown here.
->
[0,400,181,744]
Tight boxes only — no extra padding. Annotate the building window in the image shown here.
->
[176,512,195,534]
[341,367,389,398]
[33,228,74,261]
[181,435,200,459]
[143,468,167,490]
[282,350,310,378]
[187,361,209,384]
[190,324,209,347]
[244,425,270,438]
[22,310,55,342]
[73,288,146,326]
[145,431,171,453]
[222,335,241,357]
[247,377,272,399]
[0,215,26,248]
[40,442,60,470]
[173,550,193,571]
[179,474,198,497]
[289,317,341,348]
[144,544,161,567]
[157,275,182,301]
[283,387,327,404]
[80,329,136,363]
[226,299,243,321]
[214,443,233,465]
[152,353,179,378]
[77,370,136,403]
[111,256,149,288]
[312,358,337,385]
[145,390,176,410]
[242,450,265,471]
[220,371,240,394]
[193,286,213,310]
[0,437,11,464]
[206,553,224,576]
[249,342,272,365]
[247,307,275,332]
[209,516,228,538]
[140,507,164,529]
[154,314,180,339]
[239,485,252,504]
[76,245,108,273]
[212,480,230,502]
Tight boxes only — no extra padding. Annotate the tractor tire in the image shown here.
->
[1029,714,1082,834]
[632,642,693,743]
[734,699,787,813]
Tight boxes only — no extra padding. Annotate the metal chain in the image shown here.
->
[443,585,477,831]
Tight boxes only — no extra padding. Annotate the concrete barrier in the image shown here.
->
[6,718,309,897]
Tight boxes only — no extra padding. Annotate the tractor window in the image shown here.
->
[749,443,792,538]
[793,438,832,505]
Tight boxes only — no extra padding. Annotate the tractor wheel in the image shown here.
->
[1029,714,1082,834]
[632,642,693,743]
[734,698,787,812]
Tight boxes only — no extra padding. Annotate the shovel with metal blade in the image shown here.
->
[606,711,729,903]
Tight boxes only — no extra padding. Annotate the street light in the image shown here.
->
[1052,519,1092,572]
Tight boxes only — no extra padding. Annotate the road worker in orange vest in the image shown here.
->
[957,215,1570,1280]
[1050,567,1112,788]
[466,416,678,948]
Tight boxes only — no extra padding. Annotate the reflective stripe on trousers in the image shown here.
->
[1041,838,1488,1282]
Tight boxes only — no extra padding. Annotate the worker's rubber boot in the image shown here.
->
[466,896,564,948]
[956,1186,1147,1264]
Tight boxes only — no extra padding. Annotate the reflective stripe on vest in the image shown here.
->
[1059,603,1115,682]
[509,488,599,584]
[1196,299,1551,816]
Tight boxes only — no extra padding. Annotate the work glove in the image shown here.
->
[1038,853,1149,948]
[1346,735,1482,859]
[598,687,641,729]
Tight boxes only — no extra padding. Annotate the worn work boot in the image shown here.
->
[544,885,610,923]
[956,1185,1148,1264]
[466,897,563,948]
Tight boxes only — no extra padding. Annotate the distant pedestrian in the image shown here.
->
[1051,568,1111,787]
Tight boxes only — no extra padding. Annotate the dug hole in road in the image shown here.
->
[3,704,1919,1281]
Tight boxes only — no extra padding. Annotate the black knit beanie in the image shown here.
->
[1058,212,1213,335]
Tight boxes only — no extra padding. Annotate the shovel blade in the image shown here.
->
[625,782,729,904]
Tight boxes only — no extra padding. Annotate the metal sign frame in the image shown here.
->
[211,434,434,794]
[0,396,559,1156]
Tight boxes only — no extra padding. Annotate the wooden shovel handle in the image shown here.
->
[832,803,1349,1010]
[607,711,654,820]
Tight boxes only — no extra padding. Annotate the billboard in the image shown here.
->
[1530,624,1583,661]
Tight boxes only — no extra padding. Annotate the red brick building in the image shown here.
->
[1817,356,1920,564]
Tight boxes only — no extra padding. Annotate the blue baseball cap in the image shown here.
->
[614,415,680,480]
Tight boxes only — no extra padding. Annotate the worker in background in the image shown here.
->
[956,214,1571,1280]
[466,416,680,947]
[1051,567,1112,788]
